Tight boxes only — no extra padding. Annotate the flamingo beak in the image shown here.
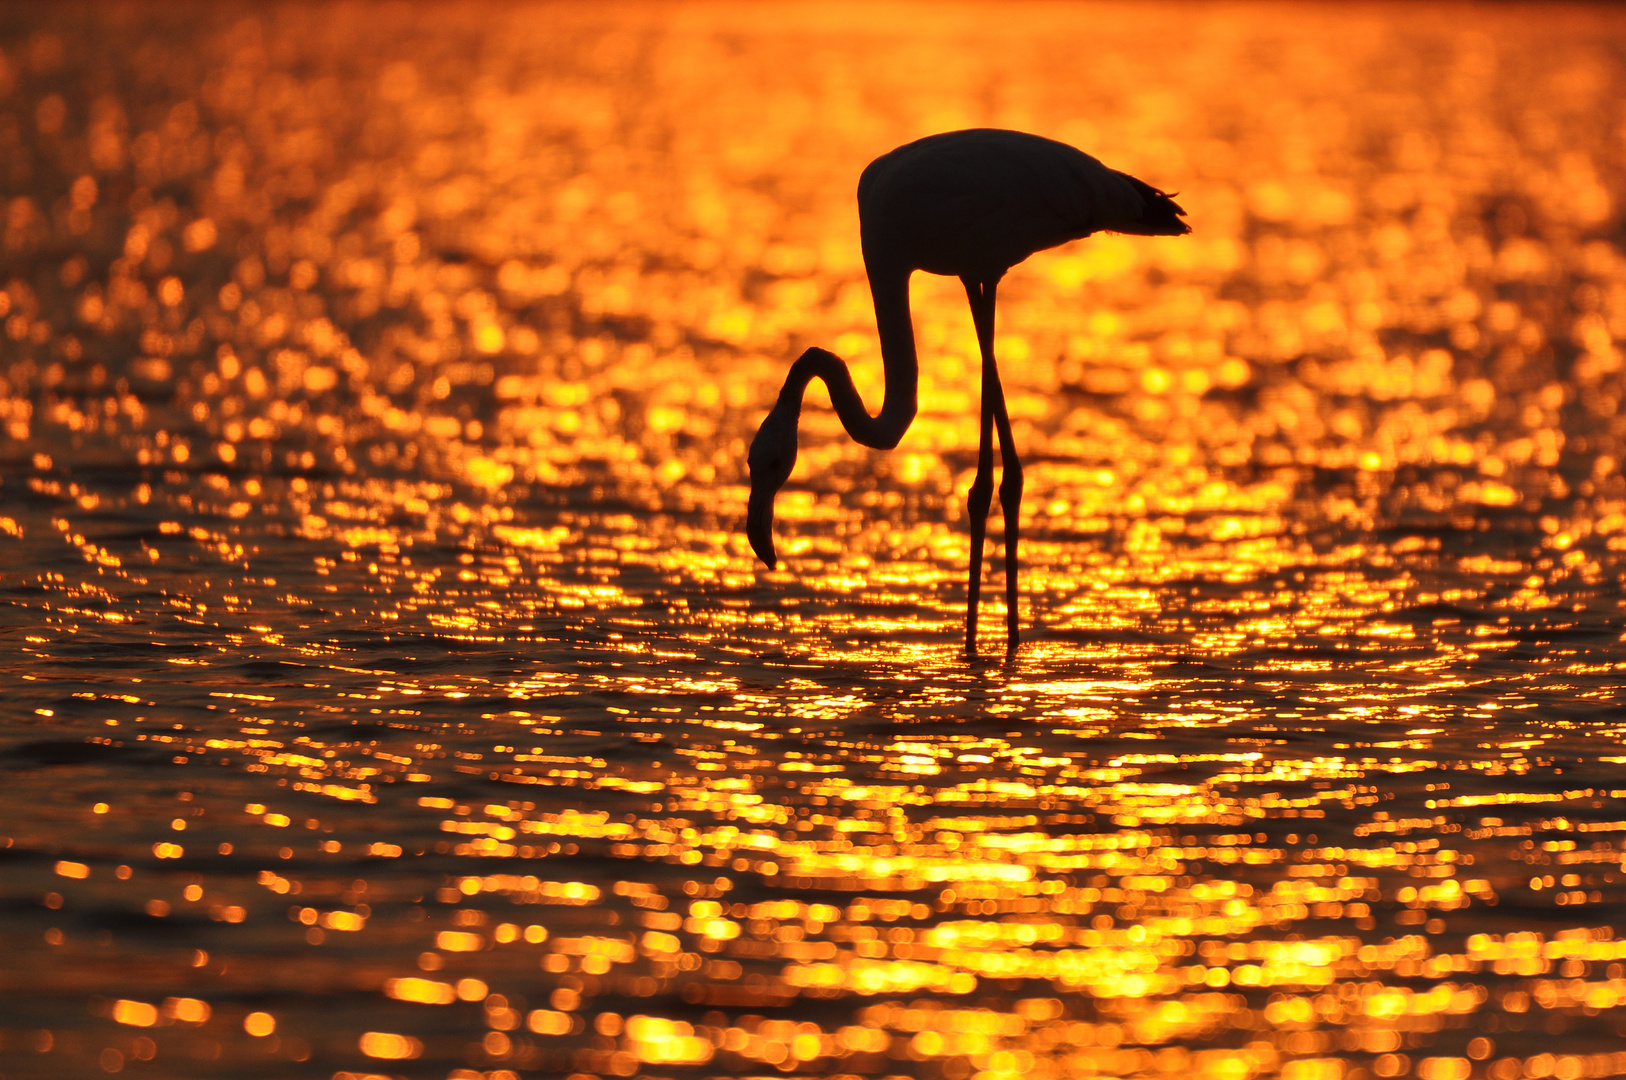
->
[747,485,778,569]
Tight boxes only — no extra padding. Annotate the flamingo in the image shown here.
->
[746,129,1188,654]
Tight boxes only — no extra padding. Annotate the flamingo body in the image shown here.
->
[859,129,1184,280]
[748,129,1188,654]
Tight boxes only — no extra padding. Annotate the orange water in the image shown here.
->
[3,4,1626,1079]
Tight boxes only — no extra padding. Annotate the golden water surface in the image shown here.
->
[3,3,1626,1079]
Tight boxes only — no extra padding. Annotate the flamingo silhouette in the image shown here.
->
[747,129,1188,654]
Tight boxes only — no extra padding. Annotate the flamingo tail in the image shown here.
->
[1118,175,1190,236]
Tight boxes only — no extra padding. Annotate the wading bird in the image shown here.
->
[747,129,1188,654]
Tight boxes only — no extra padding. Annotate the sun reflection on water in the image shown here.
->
[3,2,1626,1078]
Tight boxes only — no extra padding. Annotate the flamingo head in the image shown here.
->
[746,403,798,569]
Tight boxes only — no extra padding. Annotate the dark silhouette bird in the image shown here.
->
[747,129,1188,654]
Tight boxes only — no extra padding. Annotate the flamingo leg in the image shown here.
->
[993,384,1021,651]
[964,276,1021,652]
[963,278,996,655]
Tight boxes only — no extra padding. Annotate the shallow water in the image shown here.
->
[4,3,1626,1079]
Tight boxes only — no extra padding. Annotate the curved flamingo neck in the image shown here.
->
[776,263,917,451]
